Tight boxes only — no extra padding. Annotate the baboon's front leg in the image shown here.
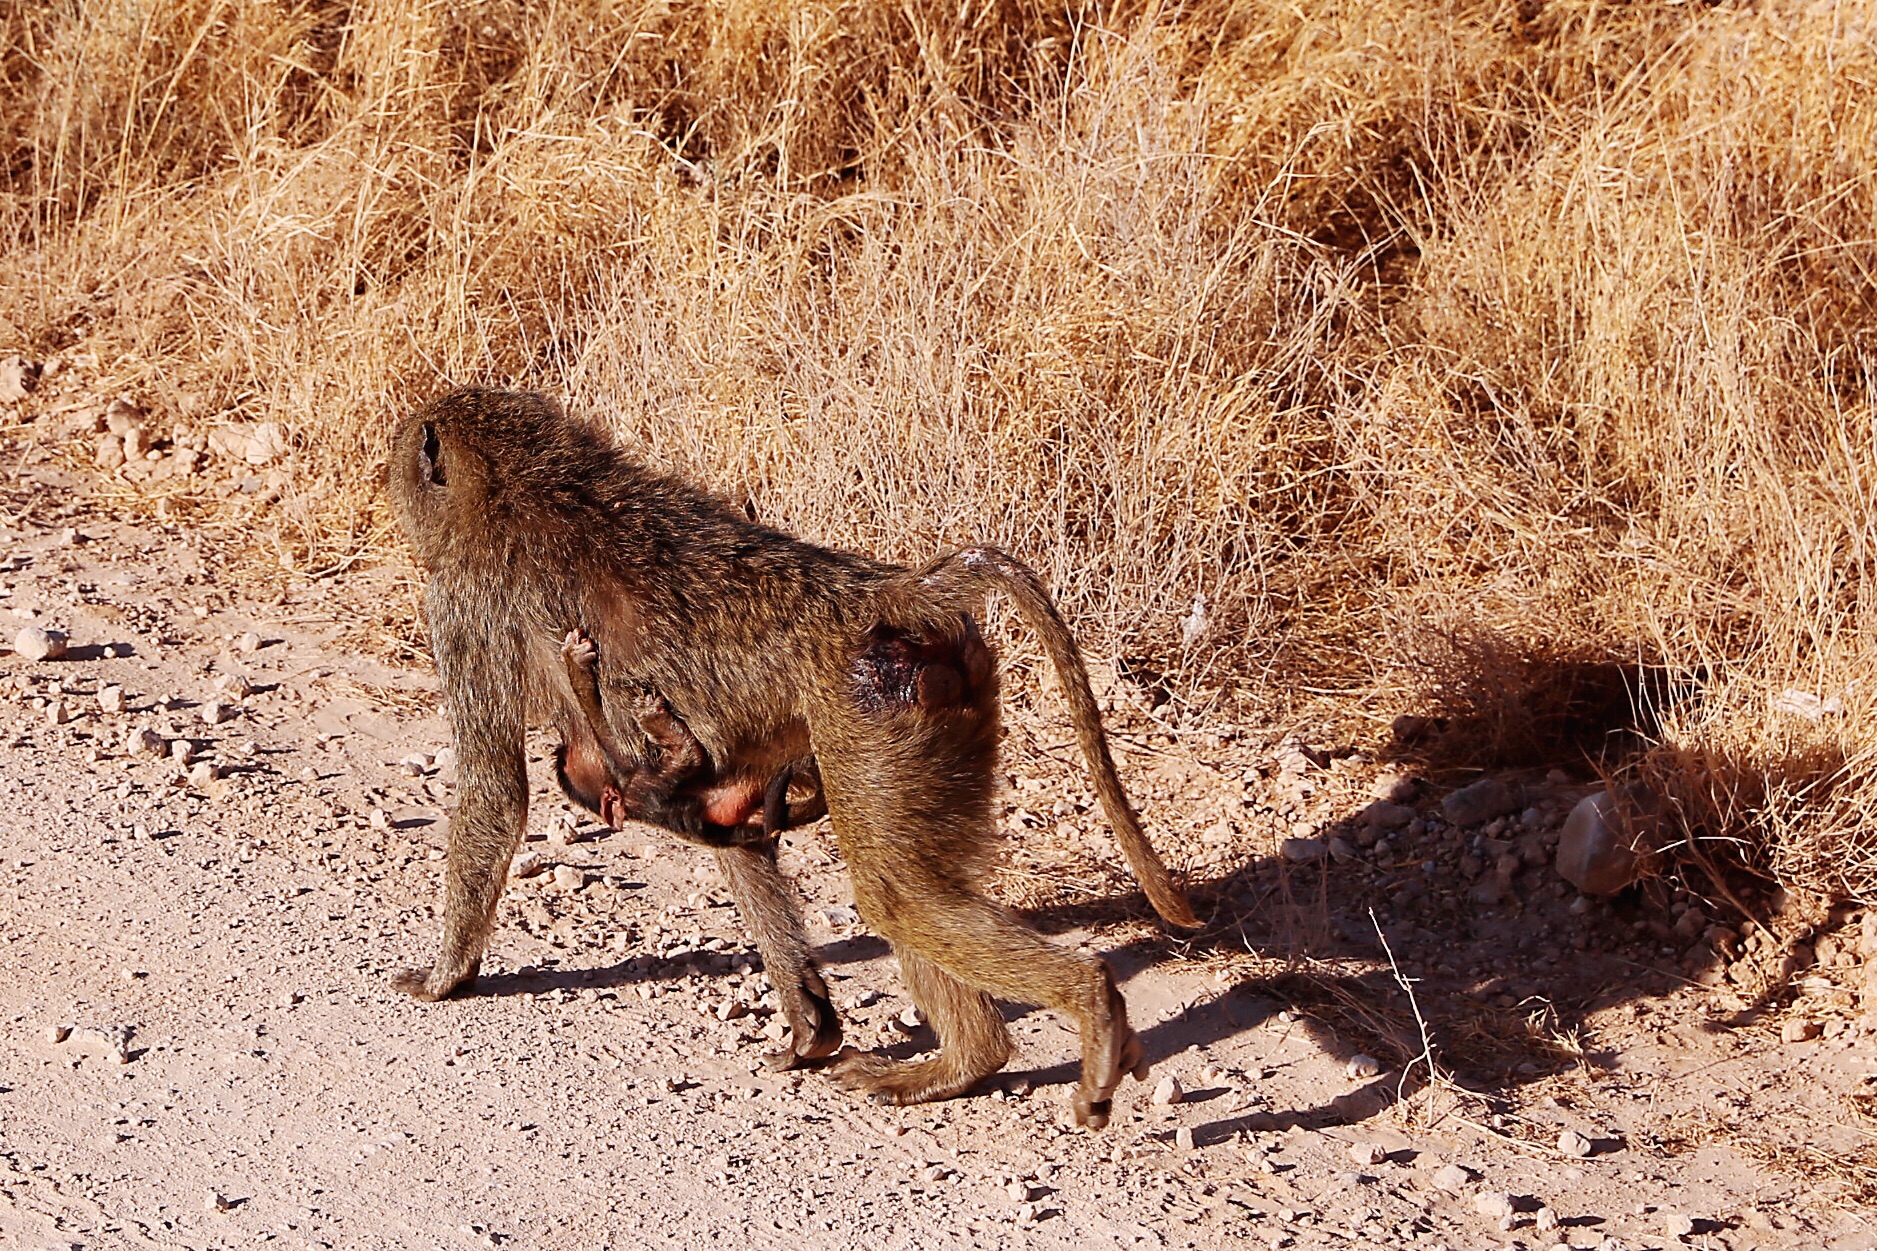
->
[714,841,842,1067]
[393,613,531,1001]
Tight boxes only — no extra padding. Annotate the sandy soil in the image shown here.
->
[0,456,1872,1251]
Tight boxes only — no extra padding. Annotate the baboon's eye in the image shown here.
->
[419,423,446,487]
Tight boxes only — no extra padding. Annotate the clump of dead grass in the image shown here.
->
[2,0,1874,899]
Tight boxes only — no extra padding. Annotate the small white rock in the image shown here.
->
[125,727,165,757]
[1781,1018,1821,1043]
[1175,1127,1196,1151]
[216,672,254,698]
[1432,1162,1472,1192]
[45,699,69,726]
[1534,1206,1560,1232]
[205,1191,232,1213]
[1346,1054,1382,1079]
[1557,1128,1592,1158]
[1348,1141,1387,1166]
[188,761,217,788]
[368,808,390,831]
[1474,1191,1514,1220]
[1006,1180,1034,1202]
[1663,1211,1695,1239]
[510,849,545,878]
[199,699,229,725]
[236,630,262,654]
[15,626,67,661]
[1151,1074,1185,1105]
[551,864,584,891]
[169,739,194,766]
[98,686,125,714]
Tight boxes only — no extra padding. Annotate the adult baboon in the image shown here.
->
[388,388,1199,1125]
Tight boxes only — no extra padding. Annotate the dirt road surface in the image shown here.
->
[1,466,1870,1251]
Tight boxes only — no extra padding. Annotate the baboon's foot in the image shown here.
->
[828,1049,1002,1106]
[762,973,843,1070]
[1072,984,1148,1128]
[561,629,598,674]
[389,961,479,1002]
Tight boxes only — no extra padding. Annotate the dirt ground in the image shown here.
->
[1,450,1874,1251]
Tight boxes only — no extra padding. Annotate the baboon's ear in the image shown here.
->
[419,423,446,487]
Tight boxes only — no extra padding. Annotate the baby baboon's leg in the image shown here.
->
[714,841,842,1067]
[835,893,1145,1127]
[761,759,827,835]
[831,946,1012,1106]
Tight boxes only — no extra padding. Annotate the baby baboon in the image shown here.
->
[555,627,820,846]
[388,388,1199,1125]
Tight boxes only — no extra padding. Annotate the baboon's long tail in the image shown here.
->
[907,546,1202,929]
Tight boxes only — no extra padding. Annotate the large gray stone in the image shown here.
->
[1556,791,1641,895]
[1442,777,1518,827]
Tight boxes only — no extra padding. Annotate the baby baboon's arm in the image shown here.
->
[559,629,793,846]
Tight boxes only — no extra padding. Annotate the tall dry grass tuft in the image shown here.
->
[2,0,1874,897]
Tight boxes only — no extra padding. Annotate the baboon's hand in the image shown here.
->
[390,963,478,1002]
[763,967,843,1070]
[561,628,598,674]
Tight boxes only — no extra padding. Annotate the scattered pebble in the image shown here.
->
[1345,1054,1381,1079]
[170,739,194,766]
[236,630,262,654]
[1279,837,1327,864]
[98,686,125,715]
[1151,1074,1184,1105]
[1535,1206,1560,1232]
[893,1005,923,1035]
[199,699,229,725]
[125,727,165,757]
[0,355,41,402]
[205,1191,232,1213]
[1370,772,1417,803]
[1663,1211,1695,1239]
[1006,1180,1036,1202]
[216,673,254,698]
[1557,1128,1592,1158]
[1556,791,1640,895]
[510,850,545,879]
[1360,799,1415,829]
[15,626,67,661]
[1175,1127,1196,1151]
[45,699,69,726]
[188,760,217,787]
[1347,1141,1387,1166]
[1474,1191,1514,1220]
[1443,777,1518,827]
[1432,1163,1472,1192]
[369,808,390,831]
[45,1023,71,1044]
[1781,1018,1821,1043]
[551,864,584,891]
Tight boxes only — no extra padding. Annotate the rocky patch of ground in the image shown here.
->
[0,431,1870,1250]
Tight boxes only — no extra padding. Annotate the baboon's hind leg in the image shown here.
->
[833,895,1146,1127]
[830,947,1012,1106]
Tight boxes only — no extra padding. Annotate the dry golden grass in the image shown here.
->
[2,0,1873,896]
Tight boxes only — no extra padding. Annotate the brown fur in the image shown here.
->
[386,388,1199,1124]
[556,627,822,846]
